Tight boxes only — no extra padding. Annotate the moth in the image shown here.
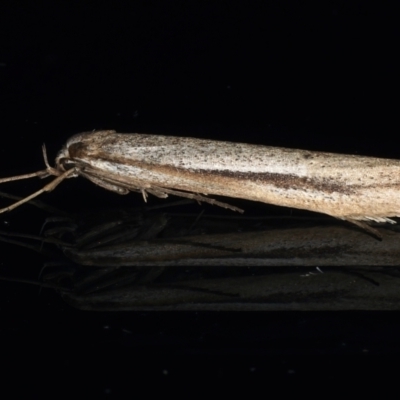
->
[1,129,400,238]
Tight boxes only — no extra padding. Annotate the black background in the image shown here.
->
[1,1,400,393]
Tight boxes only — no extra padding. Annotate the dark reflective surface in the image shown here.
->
[3,202,400,311]
[2,201,400,386]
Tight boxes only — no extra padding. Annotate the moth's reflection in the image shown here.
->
[2,200,400,310]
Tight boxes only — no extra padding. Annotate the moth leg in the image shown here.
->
[145,188,169,199]
[0,168,76,214]
[77,170,243,212]
[0,169,50,184]
[345,218,383,240]
[150,186,244,213]
[78,171,163,203]
[79,172,129,195]
[0,190,66,215]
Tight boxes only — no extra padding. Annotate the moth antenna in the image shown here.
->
[42,144,60,176]
[42,143,51,169]
[0,168,76,214]
[0,144,59,185]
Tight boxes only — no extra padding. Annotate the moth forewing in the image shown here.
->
[1,129,400,238]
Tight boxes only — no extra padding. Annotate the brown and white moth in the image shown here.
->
[1,130,400,237]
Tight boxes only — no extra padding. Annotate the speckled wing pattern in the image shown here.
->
[59,131,400,229]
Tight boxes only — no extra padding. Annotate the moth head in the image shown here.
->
[0,135,85,214]
[55,130,103,171]
[55,133,89,171]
